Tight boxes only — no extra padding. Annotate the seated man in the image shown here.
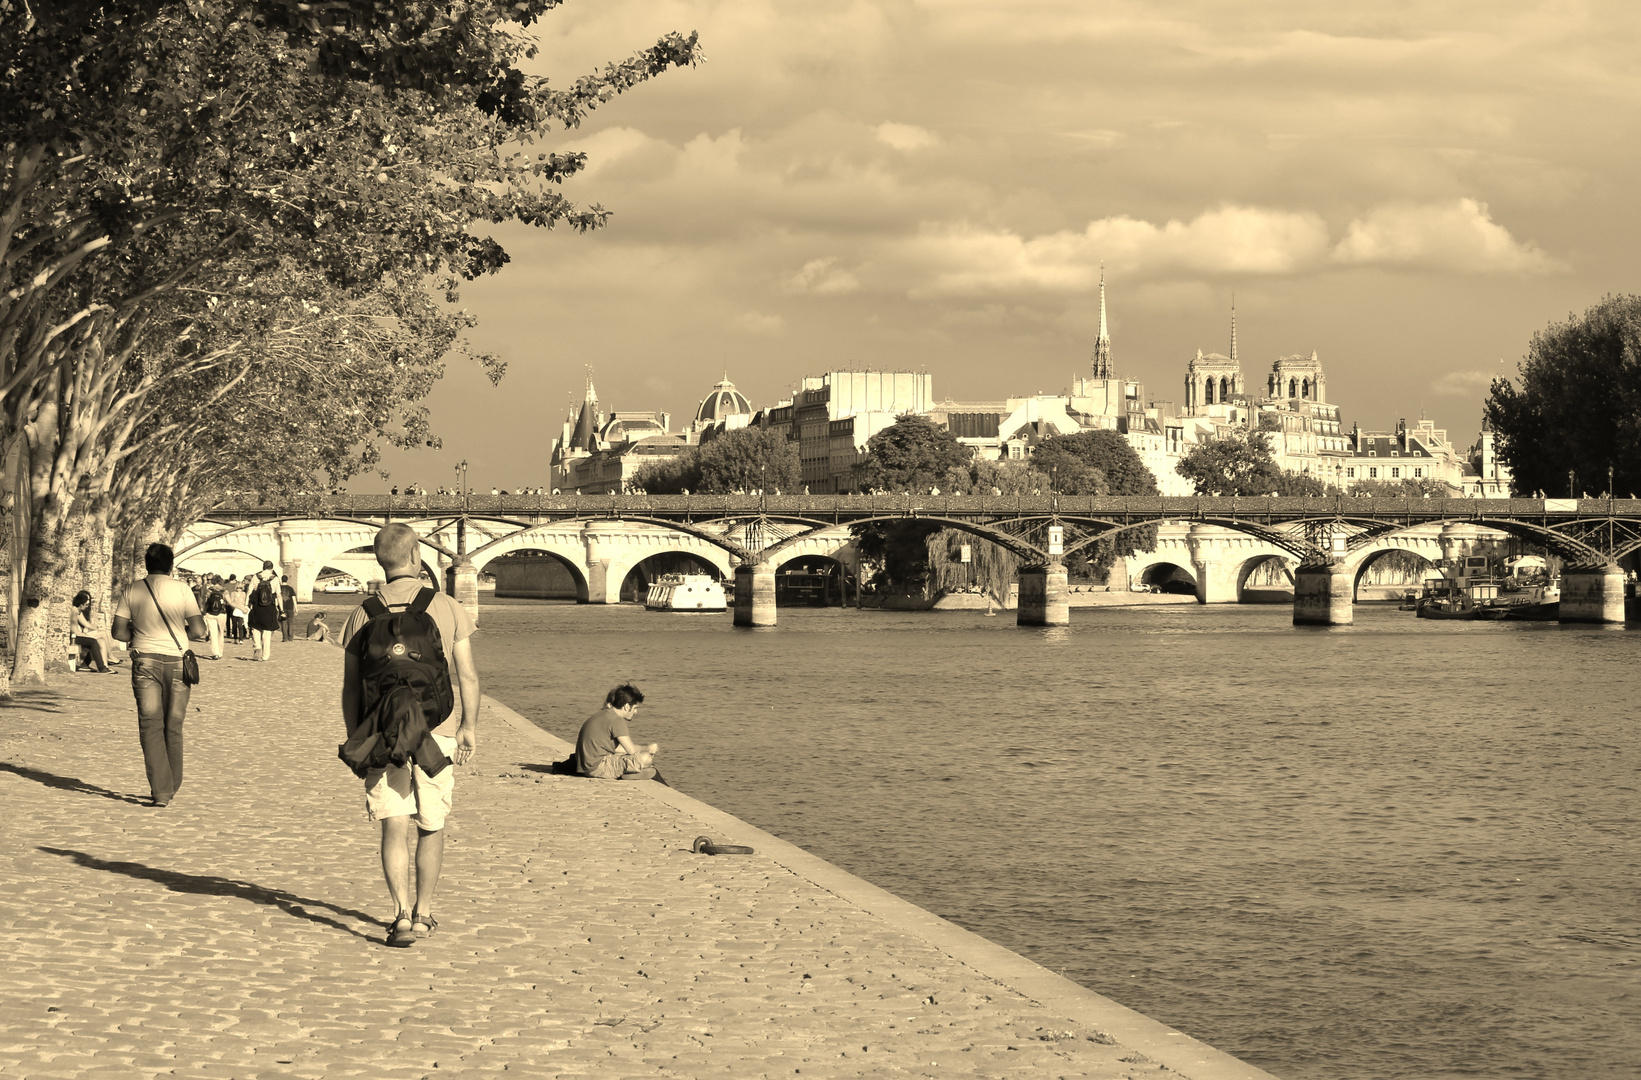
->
[576,684,658,780]
[307,612,330,642]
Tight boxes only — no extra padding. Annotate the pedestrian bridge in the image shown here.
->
[176,493,1641,627]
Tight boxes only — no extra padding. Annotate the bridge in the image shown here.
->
[176,493,1641,627]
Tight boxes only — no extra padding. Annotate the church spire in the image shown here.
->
[1091,264,1113,379]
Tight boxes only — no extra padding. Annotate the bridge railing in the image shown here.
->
[205,493,1641,521]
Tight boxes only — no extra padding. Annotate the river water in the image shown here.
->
[316,598,1640,1080]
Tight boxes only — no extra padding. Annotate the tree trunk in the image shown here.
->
[12,486,83,684]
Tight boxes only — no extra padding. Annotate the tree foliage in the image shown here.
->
[1175,429,1335,496]
[855,415,972,492]
[0,1,701,687]
[630,428,801,494]
[1484,294,1641,497]
[1035,430,1159,496]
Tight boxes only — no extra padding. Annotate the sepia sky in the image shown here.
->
[368,0,1641,490]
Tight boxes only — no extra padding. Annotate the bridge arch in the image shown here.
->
[1236,554,1296,599]
[484,548,592,604]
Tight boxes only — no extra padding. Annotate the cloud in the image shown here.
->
[902,206,1331,296]
[732,311,786,336]
[896,198,1565,297]
[784,257,860,295]
[1429,369,1499,396]
[1332,199,1563,274]
[875,122,939,152]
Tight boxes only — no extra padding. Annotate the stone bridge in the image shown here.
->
[178,494,1641,627]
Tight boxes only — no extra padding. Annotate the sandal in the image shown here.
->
[411,911,437,938]
[386,912,416,948]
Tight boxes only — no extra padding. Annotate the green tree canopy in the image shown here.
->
[1484,294,1641,497]
[855,415,972,492]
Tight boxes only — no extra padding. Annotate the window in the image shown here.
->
[1414,468,1423,478]
[1368,450,1376,457]
[1369,467,1378,479]
[1391,467,1400,478]
[1346,467,1356,478]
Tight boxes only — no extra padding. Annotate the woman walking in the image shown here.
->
[248,560,283,661]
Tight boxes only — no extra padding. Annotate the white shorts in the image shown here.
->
[364,733,457,831]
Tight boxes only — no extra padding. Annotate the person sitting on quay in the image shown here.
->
[576,684,659,781]
[71,590,120,673]
[307,612,329,642]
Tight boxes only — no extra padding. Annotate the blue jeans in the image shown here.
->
[131,654,190,803]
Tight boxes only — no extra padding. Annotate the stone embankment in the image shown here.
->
[1,640,1278,1079]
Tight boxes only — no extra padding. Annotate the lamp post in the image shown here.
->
[454,460,469,505]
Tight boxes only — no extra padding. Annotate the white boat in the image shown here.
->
[645,573,727,612]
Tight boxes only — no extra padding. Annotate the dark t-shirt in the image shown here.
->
[576,707,630,775]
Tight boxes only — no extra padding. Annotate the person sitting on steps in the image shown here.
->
[575,684,659,780]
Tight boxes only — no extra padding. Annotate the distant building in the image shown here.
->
[690,375,754,441]
[550,376,686,494]
[764,370,934,492]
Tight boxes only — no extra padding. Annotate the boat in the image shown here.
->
[1413,554,1559,621]
[645,573,727,612]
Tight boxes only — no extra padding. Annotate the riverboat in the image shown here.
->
[1414,554,1558,621]
[644,573,727,612]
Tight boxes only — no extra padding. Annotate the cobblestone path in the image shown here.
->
[1,639,1271,1079]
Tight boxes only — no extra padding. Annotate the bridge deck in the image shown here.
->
[208,493,1641,523]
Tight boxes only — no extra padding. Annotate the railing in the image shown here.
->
[204,493,1641,521]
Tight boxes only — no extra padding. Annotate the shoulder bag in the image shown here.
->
[144,578,201,686]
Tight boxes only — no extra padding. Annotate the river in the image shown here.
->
[313,597,1640,1080]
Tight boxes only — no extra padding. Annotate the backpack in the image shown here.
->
[337,588,454,778]
[254,576,276,608]
[205,590,226,616]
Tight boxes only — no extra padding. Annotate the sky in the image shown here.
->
[365,0,1641,491]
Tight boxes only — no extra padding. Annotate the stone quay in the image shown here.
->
[2,642,1277,1079]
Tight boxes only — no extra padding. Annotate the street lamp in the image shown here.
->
[454,459,469,500]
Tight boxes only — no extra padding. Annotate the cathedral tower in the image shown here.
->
[1090,266,1114,379]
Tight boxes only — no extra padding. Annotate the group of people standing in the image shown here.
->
[193,563,296,662]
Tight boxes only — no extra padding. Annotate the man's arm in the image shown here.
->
[450,635,479,764]
[341,648,362,736]
[185,615,209,641]
[616,735,660,756]
[111,617,132,643]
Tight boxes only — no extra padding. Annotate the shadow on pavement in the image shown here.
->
[0,761,147,805]
[3,689,66,713]
[39,847,382,941]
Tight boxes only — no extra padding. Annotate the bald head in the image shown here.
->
[374,523,421,574]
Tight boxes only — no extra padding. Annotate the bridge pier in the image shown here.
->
[449,559,479,623]
[1293,563,1353,626]
[1559,565,1625,624]
[733,564,777,627]
[1017,564,1069,626]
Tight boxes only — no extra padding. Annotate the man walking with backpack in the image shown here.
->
[340,524,479,948]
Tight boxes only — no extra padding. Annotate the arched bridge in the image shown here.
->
[180,493,1641,627]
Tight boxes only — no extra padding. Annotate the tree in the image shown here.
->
[630,428,800,494]
[1021,443,1108,495]
[855,415,972,492]
[1485,294,1641,497]
[1035,430,1159,496]
[696,428,801,493]
[1349,476,1453,498]
[0,2,701,686]
[1176,430,1284,494]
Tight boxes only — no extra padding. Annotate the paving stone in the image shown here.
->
[0,647,1206,1080]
